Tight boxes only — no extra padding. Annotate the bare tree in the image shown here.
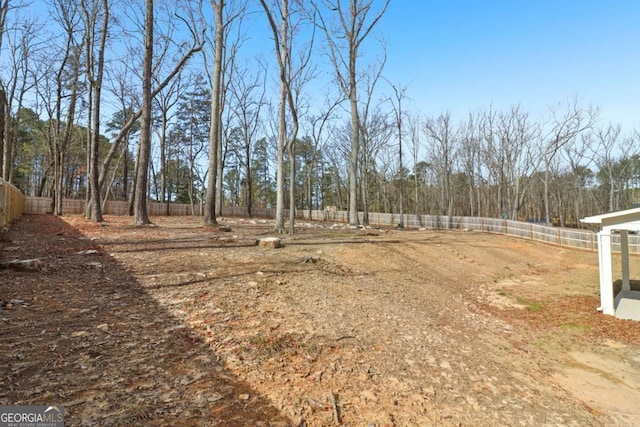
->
[0,89,4,180]
[99,21,204,199]
[586,124,639,212]
[458,112,482,217]
[302,94,340,219]
[367,113,395,213]
[285,59,315,234]
[0,0,11,179]
[0,0,8,52]
[407,112,422,222]
[423,112,458,216]
[53,11,81,215]
[125,0,205,224]
[133,0,154,225]
[9,10,71,201]
[100,46,141,204]
[357,53,385,225]
[203,0,246,225]
[81,0,109,222]
[153,74,182,214]
[260,0,315,234]
[324,119,352,209]
[538,99,598,225]
[1,11,39,184]
[561,130,594,225]
[384,79,408,227]
[0,0,9,175]
[260,0,290,233]
[216,5,247,217]
[479,106,512,218]
[229,59,267,217]
[104,71,140,205]
[495,105,536,220]
[172,73,210,214]
[30,42,61,198]
[314,0,390,226]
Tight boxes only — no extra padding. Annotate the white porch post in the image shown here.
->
[620,230,631,291]
[598,230,615,315]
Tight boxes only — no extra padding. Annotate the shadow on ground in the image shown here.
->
[0,215,288,426]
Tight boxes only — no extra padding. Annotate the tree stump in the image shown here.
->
[258,237,282,249]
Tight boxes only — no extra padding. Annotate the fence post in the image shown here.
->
[557,228,562,247]
[0,180,5,227]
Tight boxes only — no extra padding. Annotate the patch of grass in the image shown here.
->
[559,321,591,332]
[516,297,546,312]
[495,288,508,297]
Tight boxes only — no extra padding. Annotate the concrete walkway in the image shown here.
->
[614,290,640,321]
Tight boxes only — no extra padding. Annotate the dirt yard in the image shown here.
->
[2,214,640,426]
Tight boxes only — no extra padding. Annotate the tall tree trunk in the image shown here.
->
[316,0,390,225]
[128,141,140,216]
[133,0,153,226]
[260,0,289,233]
[83,0,109,223]
[396,91,404,227]
[288,137,295,235]
[160,113,167,210]
[216,114,224,217]
[274,69,286,232]
[87,90,104,221]
[543,162,551,226]
[85,85,92,209]
[0,88,5,181]
[245,132,253,217]
[348,79,359,226]
[203,0,224,226]
[56,50,80,216]
[122,139,129,199]
[0,0,7,53]
[1,88,10,182]
[360,136,369,226]
[307,163,312,220]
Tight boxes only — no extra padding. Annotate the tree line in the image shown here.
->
[1,0,638,233]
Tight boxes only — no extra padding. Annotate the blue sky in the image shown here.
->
[376,1,640,129]
[17,0,640,132]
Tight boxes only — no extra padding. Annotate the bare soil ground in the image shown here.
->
[2,214,640,426]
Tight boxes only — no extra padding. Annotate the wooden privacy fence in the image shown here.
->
[308,209,640,254]
[0,179,26,228]
[23,197,640,253]
[24,197,286,219]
